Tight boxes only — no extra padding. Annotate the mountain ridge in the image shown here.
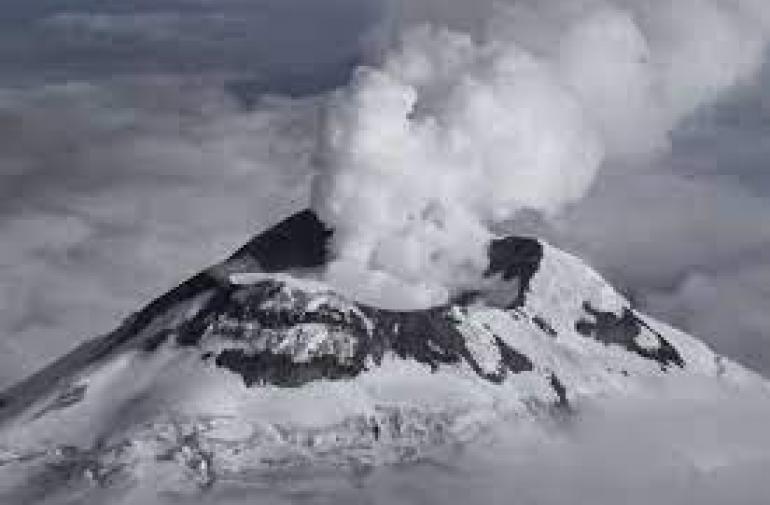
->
[0,209,764,503]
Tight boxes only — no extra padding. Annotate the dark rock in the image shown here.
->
[215,350,364,388]
[228,209,332,271]
[575,302,684,369]
[485,236,543,307]
[206,287,534,388]
[496,337,535,374]
[533,316,558,337]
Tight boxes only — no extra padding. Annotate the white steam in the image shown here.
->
[313,26,602,307]
[311,0,770,309]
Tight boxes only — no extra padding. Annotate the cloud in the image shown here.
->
[69,376,770,505]
[312,25,604,308]
[310,0,770,310]
[535,81,770,374]
[0,79,319,387]
[644,266,770,372]
[339,379,770,505]
[561,180,770,374]
[42,12,200,42]
[0,0,381,88]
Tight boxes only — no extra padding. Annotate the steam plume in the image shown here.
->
[311,0,770,309]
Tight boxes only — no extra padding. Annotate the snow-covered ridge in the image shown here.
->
[0,210,764,501]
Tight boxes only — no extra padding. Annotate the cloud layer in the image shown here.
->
[0,80,317,385]
[0,0,380,90]
[80,376,770,505]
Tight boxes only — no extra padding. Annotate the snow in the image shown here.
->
[1,238,768,503]
[525,242,627,337]
[229,272,330,294]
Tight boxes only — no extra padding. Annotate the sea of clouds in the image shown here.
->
[46,376,770,505]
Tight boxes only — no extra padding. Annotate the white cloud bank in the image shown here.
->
[104,376,770,505]
[0,80,318,385]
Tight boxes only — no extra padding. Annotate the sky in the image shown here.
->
[0,0,769,389]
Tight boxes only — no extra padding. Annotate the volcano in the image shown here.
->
[0,210,766,504]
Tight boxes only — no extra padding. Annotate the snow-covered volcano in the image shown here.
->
[0,210,767,504]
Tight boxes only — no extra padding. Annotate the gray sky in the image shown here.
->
[0,0,381,90]
[0,0,769,388]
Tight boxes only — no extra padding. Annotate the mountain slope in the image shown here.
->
[0,210,765,503]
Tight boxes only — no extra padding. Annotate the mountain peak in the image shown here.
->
[0,210,763,502]
[227,209,332,273]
